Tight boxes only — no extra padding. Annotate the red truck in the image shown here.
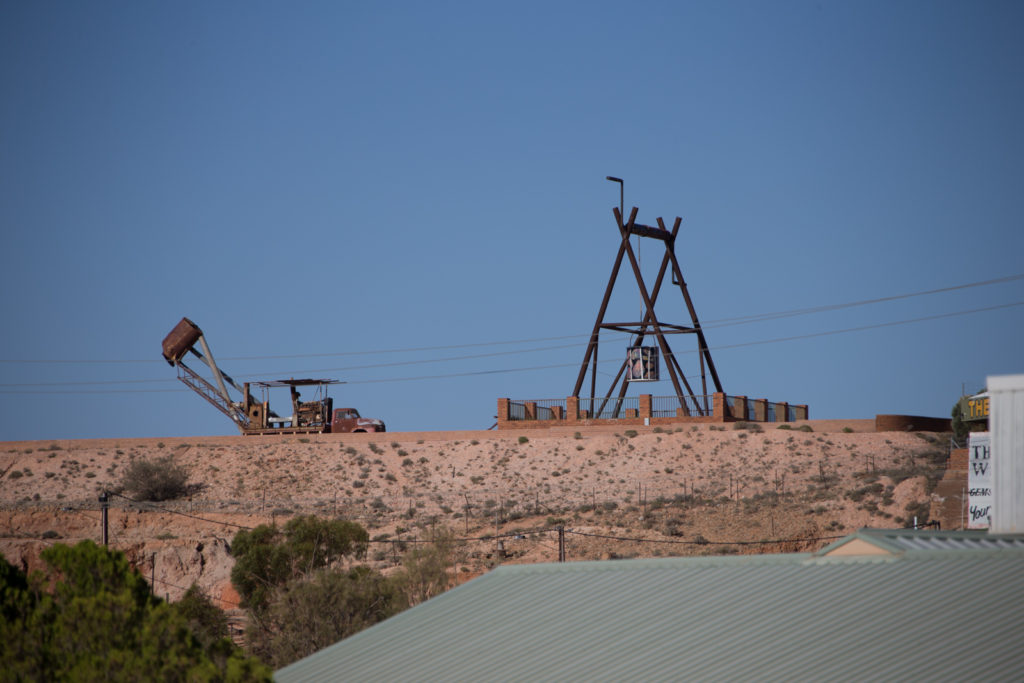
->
[162,317,385,435]
[330,408,386,433]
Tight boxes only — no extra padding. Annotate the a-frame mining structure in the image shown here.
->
[572,206,724,417]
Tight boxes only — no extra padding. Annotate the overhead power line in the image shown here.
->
[702,272,1024,328]
[1,272,1021,365]
[1,299,1021,394]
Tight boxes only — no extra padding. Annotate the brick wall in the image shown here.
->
[875,415,953,432]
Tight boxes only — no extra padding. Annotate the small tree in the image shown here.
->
[230,515,369,612]
[951,399,969,445]
[120,455,190,501]
[175,584,230,650]
[390,525,460,607]
[247,566,401,669]
[230,515,397,669]
[0,540,270,680]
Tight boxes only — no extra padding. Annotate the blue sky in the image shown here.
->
[2,1,1022,441]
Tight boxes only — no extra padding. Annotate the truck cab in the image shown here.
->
[331,408,386,433]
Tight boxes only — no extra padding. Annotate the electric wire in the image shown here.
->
[1,272,1020,365]
[2,298,1020,394]
[701,272,1024,327]
[45,498,850,549]
[109,492,256,530]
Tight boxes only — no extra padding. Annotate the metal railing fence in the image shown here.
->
[577,396,639,420]
[652,395,712,418]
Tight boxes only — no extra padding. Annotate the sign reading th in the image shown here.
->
[961,394,990,422]
[967,432,992,529]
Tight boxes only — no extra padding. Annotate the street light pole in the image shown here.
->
[605,176,623,219]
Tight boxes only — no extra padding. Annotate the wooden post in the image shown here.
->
[99,492,109,547]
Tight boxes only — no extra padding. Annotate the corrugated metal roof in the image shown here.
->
[819,528,1024,555]
[276,541,1024,682]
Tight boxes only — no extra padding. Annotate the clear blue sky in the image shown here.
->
[2,1,1022,441]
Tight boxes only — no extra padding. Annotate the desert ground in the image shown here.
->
[1,419,952,622]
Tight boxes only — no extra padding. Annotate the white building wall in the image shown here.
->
[989,374,1024,533]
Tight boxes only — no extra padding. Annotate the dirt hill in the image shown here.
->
[1,420,951,615]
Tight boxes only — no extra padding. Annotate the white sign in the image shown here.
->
[967,432,992,529]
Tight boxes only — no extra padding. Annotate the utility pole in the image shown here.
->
[557,526,565,562]
[99,491,109,546]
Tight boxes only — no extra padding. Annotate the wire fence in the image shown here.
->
[0,495,847,551]
[0,474,783,527]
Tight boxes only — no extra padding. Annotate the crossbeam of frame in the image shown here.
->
[572,207,723,417]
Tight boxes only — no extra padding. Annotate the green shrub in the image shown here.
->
[120,456,189,501]
[518,436,529,444]
[0,542,270,679]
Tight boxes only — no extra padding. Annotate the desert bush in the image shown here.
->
[231,515,369,613]
[249,565,400,670]
[120,455,189,501]
[518,436,529,444]
[391,526,460,608]
[663,516,685,536]
[845,482,885,502]
[174,584,229,651]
